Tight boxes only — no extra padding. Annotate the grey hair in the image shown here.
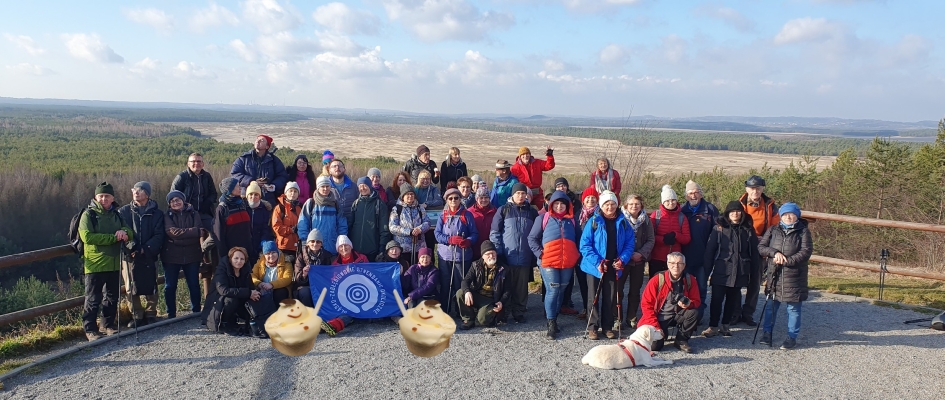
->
[667,252,686,264]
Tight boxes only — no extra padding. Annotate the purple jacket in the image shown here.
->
[403,264,440,301]
[434,207,478,262]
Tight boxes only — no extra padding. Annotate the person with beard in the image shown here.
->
[403,144,440,186]
[649,185,691,278]
[327,159,358,221]
[702,201,760,338]
[118,181,165,327]
[468,187,496,260]
[213,178,253,263]
[439,146,468,193]
[298,176,348,257]
[272,181,302,264]
[245,181,274,266]
[348,176,391,260]
[285,154,316,205]
[616,194,655,329]
[230,134,288,204]
[294,229,332,307]
[457,241,510,330]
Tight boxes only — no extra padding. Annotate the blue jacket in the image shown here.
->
[527,191,578,268]
[490,176,520,208]
[230,150,288,204]
[579,210,636,278]
[681,199,719,271]
[388,200,429,253]
[490,200,538,267]
[297,198,348,255]
[330,175,358,220]
[434,207,479,261]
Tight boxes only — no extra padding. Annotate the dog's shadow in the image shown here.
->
[667,354,753,366]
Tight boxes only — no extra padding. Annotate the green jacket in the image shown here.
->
[79,200,134,274]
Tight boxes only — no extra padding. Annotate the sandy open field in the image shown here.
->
[186,119,833,176]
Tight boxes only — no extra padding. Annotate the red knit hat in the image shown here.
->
[581,186,598,204]
[257,135,273,147]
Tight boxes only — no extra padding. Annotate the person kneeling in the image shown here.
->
[202,247,261,336]
[248,241,293,338]
[402,247,439,307]
[638,252,701,353]
[456,241,510,330]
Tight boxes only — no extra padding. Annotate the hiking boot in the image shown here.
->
[546,320,557,340]
[720,324,732,337]
[780,337,797,350]
[513,315,526,323]
[628,318,638,329]
[85,331,103,342]
[587,329,599,340]
[759,331,772,346]
[253,325,269,339]
[560,306,578,315]
[127,319,146,329]
[146,316,158,325]
[576,311,587,320]
[702,326,719,337]
[104,326,119,336]
[460,320,475,330]
[742,317,757,327]
[604,330,617,339]
[674,341,693,353]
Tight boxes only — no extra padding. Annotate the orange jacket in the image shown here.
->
[271,194,301,252]
[738,192,780,237]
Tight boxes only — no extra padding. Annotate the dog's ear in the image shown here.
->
[642,326,652,341]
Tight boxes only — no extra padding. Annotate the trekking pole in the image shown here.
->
[583,265,605,339]
[752,294,770,345]
[411,235,418,266]
[123,247,139,344]
[615,278,622,340]
[448,244,458,316]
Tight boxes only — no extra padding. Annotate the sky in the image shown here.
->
[1,0,942,121]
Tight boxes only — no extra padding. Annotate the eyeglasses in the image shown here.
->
[447,196,460,201]
[667,262,685,266]
[188,160,203,164]
[458,186,470,189]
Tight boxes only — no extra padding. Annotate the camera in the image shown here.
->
[673,293,691,308]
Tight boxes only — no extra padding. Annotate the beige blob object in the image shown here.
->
[393,290,456,357]
[265,288,327,356]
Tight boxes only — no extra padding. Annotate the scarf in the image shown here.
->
[312,190,337,208]
[338,252,358,264]
[780,221,796,231]
[594,169,614,194]
[247,199,261,209]
[374,184,389,203]
[626,208,647,232]
[579,205,597,226]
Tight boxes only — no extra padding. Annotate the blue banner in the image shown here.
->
[308,262,403,320]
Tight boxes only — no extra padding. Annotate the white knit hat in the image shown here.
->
[661,184,678,202]
[336,235,353,251]
[285,181,300,193]
[598,190,618,206]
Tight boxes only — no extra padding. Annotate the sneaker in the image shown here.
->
[513,315,526,323]
[85,331,103,342]
[104,326,119,336]
[742,317,758,327]
[673,341,693,353]
[587,329,599,340]
[460,320,475,330]
[628,318,637,329]
[702,326,719,337]
[780,337,797,350]
[560,307,578,315]
[720,324,732,337]
[604,330,617,339]
[576,311,587,320]
[759,331,772,346]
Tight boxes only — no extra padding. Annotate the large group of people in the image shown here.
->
[76,134,811,353]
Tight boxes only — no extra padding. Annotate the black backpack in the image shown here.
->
[68,208,97,255]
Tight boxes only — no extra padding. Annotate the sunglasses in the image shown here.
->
[447,196,460,201]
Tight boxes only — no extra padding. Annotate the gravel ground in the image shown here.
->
[2,292,943,399]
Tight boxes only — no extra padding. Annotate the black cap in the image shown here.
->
[554,177,569,188]
[724,201,744,214]
[745,175,766,187]
[480,240,497,255]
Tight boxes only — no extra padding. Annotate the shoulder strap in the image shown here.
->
[541,212,552,230]
[657,273,665,292]
[677,213,684,228]
[654,208,662,229]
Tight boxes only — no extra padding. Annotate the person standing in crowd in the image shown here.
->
[367,168,390,208]
[528,191,579,339]
[245,181,274,266]
[404,144,440,185]
[553,178,581,209]
[294,230,332,307]
[680,180,719,323]
[471,174,486,192]
[617,194,655,329]
[286,154,316,205]
[440,147,468,193]
[649,185,691,278]
[414,170,443,210]
[491,160,519,208]
[162,190,203,319]
[332,235,368,264]
[736,175,780,326]
[80,182,133,341]
[171,153,217,232]
[758,203,812,350]
[298,176,347,256]
[490,183,538,323]
[457,241,510,330]
[510,146,555,208]
[386,172,412,211]
[252,241,293,305]
[348,176,391,261]
[547,177,581,316]
[702,201,760,338]
[457,177,476,208]
[202,247,260,336]
[318,150,334,176]
[574,187,598,320]
[434,188,478,310]
[327,159,357,220]
[213,178,253,262]
[590,157,621,199]
[638,252,701,353]
[118,181,164,328]
[230,134,288,204]
[580,190,634,340]
[468,187,496,260]
[402,247,440,307]
[389,183,429,266]
[271,181,302,264]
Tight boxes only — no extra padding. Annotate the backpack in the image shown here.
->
[68,208,97,255]
[441,208,468,225]
[657,271,691,295]
[654,208,685,230]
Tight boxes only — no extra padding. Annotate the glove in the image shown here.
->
[459,239,472,249]
[546,148,554,156]
[448,236,464,246]
[663,232,676,246]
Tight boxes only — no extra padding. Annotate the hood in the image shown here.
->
[548,190,572,215]
[89,199,119,214]
[514,155,534,167]
[717,212,754,230]
[129,199,159,214]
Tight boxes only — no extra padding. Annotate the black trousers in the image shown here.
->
[586,267,617,331]
[506,266,531,317]
[83,271,120,333]
[649,260,668,278]
[575,267,588,312]
[709,285,742,327]
[220,296,251,326]
[741,262,762,321]
[653,308,699,350]
[616,262,646,325]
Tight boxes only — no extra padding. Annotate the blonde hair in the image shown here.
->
[418,170,432,180]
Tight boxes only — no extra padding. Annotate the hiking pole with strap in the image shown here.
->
[752,293,770,345]
[583,260,607,339]
[448,244,458,316]
[121,244,139,344]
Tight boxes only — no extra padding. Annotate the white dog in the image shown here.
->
[581,325,673,369]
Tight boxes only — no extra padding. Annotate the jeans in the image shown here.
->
[763,300,802,339]
[539,267,573,320]
[164,262,202,318]
[685,265,708,322]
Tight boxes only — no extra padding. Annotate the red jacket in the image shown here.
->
[638,270,701,330]
[649,204,691,262]
[468,202,497,259]
[511,155,555,207]
[589,169,622,199]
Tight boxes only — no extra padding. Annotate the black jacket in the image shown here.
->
[347,191,392,257]
[439,159,467,192]
[758,220,813,303]
[118,199,165,295]
[171,169,218,217]
[202,258,253,331]
[403,155,439,185]
[294,247,333,283]
[705,214,761,288]
[461,259,511,305]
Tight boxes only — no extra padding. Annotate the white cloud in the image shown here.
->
[241,0,303,34]
[886,34,929,66]
[695,5,754,32]
[382,0,514,42]
[230,39,257,62]
[266,61,290,83]
[599,44,630,66]
[61,33,124,63]
[561,0,643,13]
[129,57,161,78]
[4,34,46,56]
[662,34,687,63]
[304,46,392,80]
[760,79,789,87]
[5,63,54,76]
[190,1,239,32]
[774,17,843,45]
[123,8,174,34]
[255,32,322,60]
[443,50,524,84]
[312,3,381,35]
[174,61,216,80]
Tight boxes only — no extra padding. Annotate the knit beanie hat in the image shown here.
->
[581,187,598,204]
[316,175,332,188]
[660,185,677,202]
[257,135,273,148]
[95,182,115,196]
[399,183,415,200]
[416,145,430,156]
[480,240,496,255]
[133,181,152,197]
[322,149,335,165]
[262,240,279,255]
[724,200,744,215]
[357,176,372,188]
[418,247,432,257]
[443,188,461,200]
[471,174,483,184]
[476,187,490,199]
[285,181,300,194]
[307,229,323,243]
[685,180,702,194]
[367,168,381,178]
[166,190,185,204]
[554,177,569,189]
[336,235,353,251]
[779,202,801,218]
[598,190,618,206]
[518,146,531,156]
[247,181,263,196]
[385,240,402,251]
[219,177,238,196]
[511,182,528,194]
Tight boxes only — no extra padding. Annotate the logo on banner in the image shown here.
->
[330,265,389,315]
